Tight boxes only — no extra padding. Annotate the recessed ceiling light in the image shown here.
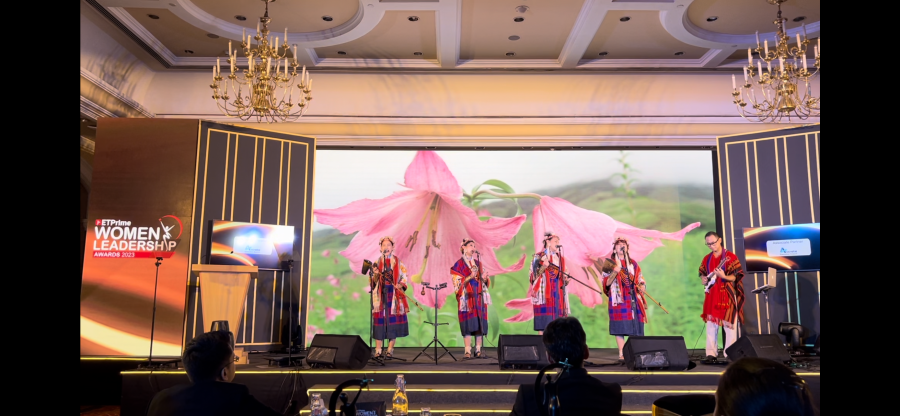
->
[184,50,194,54]
[674,51,684,56]
[206,33,220,39]
[706,16,718,22]
[515,5,529,13]
[322,15,333,22]
[598,51,609,56]
[793,16,806,22]
[147,14,160,20]
[508,35,520,41]
[413,52,423,56]
[234,15,247,21]
[514,17,525,22]
[506,52,516,57]
[408,16,419,22]
[619,16,631,22]
[337,51,347,55]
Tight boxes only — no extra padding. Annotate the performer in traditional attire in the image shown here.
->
[529,233,570,334]
[601,237,648,360]
[699,231,745,361]
[450,238,492,359]
[370,236,410,359]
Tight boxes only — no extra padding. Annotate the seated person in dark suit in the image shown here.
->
[714,357,817,416]
[146,330,284,416]
[510,317,623,416]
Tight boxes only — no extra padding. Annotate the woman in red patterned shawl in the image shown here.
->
[601,236,648,361]
[451,238,492,359]
[529,232,570,335]
[370,236,410,359]
[699,231,744,361]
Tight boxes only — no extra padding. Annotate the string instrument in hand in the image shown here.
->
[704,251,728,293]
[599,254,669,314]
[363,259,423,312]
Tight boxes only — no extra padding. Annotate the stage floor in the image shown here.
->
[114,347,820,416]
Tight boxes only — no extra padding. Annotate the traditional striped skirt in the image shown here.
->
[373,284,409,340]
[533,276,567,332]
[608,282,644,336]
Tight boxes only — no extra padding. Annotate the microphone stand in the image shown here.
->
[413,282,456,364]
[366,258,385,366]
[140,256,178,369]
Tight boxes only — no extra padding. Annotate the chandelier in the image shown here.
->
[731,0,819,123]
[210,0,312,123]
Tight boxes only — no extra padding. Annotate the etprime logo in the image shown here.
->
[91,215,184,258]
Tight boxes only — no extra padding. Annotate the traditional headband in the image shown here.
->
[543,232,559,241]
[460,238,475,254]
[379,236,395,246]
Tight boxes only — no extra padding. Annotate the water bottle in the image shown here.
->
[310,392,326,416]
[392,374,409,416]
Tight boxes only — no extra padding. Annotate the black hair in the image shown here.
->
[542,317,586,368]
[704,231,721,240]
[715,357,817,416]
[182,330,234,383]
[542,232,558,248]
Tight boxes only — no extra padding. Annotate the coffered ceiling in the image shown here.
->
[85,0,820,71]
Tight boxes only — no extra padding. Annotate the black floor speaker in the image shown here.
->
[498,335,549,370]
[305,334,370,370]
[622,336,690,371]
[725,334,791,363]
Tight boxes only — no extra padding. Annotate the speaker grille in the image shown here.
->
[503,345,539,362]
[307,346,337,366]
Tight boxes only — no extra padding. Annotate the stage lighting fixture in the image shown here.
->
[778,322,808,351]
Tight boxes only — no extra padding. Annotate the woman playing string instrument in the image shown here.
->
[530,232,570,335]
[601,236,648,361]
[450,238,492,359]
[370,236,410,359]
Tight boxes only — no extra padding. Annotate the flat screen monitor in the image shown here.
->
[206,220,295,270]
[741,223,819,272]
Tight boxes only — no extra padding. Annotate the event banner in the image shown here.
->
[308,150,716,348]
[80,119,200,356]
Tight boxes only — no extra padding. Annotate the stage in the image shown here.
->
[111,347,820,416]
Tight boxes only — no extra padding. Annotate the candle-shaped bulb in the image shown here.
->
[257,22,260,36]
[796,33,801,49]
[743,66,748,82]
[755,31,761,48]
[764,40,768,55]
[285,28,288,44]
[228,40,232,57]
[294,46,298,63]
[747,48,753,66]
[802,23,807,38]
[817,38,820,53]
[732,74,736,89]
[758,61,763,79]
[803,54,808,71]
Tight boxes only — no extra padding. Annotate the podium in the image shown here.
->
[191,264,258,364]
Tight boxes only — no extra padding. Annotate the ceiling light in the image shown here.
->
[210,0,314,123]
[184,50,194,54]
[619,16,631,22]
[674,51,684,55]
[234,15,247,21]
[413,52,423,56]
[206,33,220,39]
[514,17,524,22]
[147,14,160,20]
[515,5,529,13]
[322,15,333,22]
[706,16,718,22]
[508,35,520,41]
[506,52,516,57]
[337,51,347,55]
[408,16,419,22]
[598,51,609,56]
[792,16,806,22]
[732,0,819,123]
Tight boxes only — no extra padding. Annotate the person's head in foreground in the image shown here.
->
[714,357,817,416]
[542,316,589,369]
[182,330,237,383]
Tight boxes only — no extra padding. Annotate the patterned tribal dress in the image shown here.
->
[451,256,491,336]
[602,257,647,336]
[529,249,569,332]
[699,249,745,328]
[371,255,410,340]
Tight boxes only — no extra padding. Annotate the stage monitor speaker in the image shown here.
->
[498,335,549,370]
[306,334,369,370]
[725,334,791,363]
[622,336,690,371]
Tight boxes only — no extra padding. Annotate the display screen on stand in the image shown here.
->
[206,220,295,270]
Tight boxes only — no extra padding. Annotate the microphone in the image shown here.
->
[556,245,562,248]
[475,250,481,254]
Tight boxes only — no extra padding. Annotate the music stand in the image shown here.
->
[413,282,457,364]
[751,267,778,334]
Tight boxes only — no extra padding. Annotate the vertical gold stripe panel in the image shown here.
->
[745,142,753,227]
[258,138,267,223]
[221,134,230,220]
[784,137,793,224]
[725,144,736,255]
[250,137,259,222]
[794,272,801,325]
[230,134,239,221]
[774,138,784,225]
[251,277,258,343]
[805,134,815,223]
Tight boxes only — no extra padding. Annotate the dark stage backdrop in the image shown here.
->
[716,124,820,344]
[80,119,316,356]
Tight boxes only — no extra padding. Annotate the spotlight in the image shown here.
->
[778,322,808,353]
